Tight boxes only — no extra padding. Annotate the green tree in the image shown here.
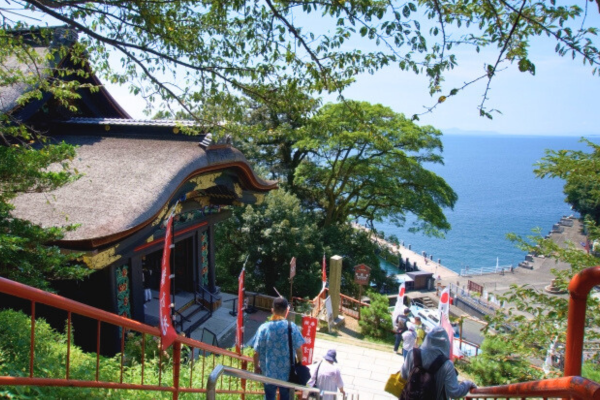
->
[215,189,325,298]
[295,101,457,232]
[0,28,92,290]
[535,139,600,224]
[215,190,390,299]
[5,1,598,118]
[322,222,389,296]
[457,336,544,386]
[358,290,393,339]
[222,84,321,192]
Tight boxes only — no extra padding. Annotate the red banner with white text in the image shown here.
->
[159,215,178,350]
[321,254,327,290]
[300,316,318,365]
[236,267,245,354]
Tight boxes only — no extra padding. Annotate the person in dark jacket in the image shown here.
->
[394,308,410,353]
[401,326,476,400]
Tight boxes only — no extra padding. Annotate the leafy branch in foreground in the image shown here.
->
[3,0,598,119]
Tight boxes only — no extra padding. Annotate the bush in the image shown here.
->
[0,309,119,398]
[583,360,600,383]
[456,335,543,386]
[358,291,393,339]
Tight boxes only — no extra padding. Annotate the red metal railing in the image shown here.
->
[467,376,600,399]
[2,266,600,399]
[0,277,261,399]
[467,266,600,399]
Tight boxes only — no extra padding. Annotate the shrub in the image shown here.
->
[0,309,262,399]
[456,335,543,386]
[358,291,393,339]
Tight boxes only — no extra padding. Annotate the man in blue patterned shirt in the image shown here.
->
[253,297,305,400]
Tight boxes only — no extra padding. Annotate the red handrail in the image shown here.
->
[565,266,600,377]
[468,376,600,399]
[0,277,258,398]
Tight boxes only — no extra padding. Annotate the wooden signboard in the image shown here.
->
[354,264,371,285]
[468,280,483,295]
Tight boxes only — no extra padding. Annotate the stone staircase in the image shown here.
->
[413,295,436,309]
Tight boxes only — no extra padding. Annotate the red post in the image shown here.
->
[241,360,247,400]
[30,302,35,378]
[172,341,181,400]
[564,266,600,377]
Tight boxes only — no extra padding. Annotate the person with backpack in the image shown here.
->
[400,326,476,400]
[394,308,410,354]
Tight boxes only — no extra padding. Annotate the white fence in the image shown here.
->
[459,264,513,277]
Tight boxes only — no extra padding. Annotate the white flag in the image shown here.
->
[391,281,406,326]
[438,287,450,320]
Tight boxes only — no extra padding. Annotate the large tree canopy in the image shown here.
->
[215,189,387,298]
[535,139,600,224]
[295,101,457,231]
[3,0,599,119]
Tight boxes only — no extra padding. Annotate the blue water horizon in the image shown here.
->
[375,134,595,274]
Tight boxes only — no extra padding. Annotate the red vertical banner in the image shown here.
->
[300,316,318,365]
[159,214,178,350]
[321,254,327,290]
[441,313,455,360]
[236,267,245,354]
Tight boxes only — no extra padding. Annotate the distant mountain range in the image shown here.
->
[441,128,600,137]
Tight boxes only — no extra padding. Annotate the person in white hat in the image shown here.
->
[307,349,344,400]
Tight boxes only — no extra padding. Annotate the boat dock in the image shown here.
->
[351,223,458,279]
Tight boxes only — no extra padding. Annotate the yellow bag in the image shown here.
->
[384,371,406,397]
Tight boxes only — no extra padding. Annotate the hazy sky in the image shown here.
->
[94,8,600,136]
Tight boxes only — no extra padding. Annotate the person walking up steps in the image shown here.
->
[394,308,410,354]
[307,349,344,400]
[253,297,305,400]
[401,326,476,400]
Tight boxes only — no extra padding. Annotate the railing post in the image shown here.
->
[565,266,600,377]
[241,360,247,400]
[206,364,224,400]
[172,341,181,400]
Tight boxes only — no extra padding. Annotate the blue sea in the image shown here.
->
[376,134,597,274]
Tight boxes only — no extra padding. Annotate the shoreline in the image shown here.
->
[352,222,458,279]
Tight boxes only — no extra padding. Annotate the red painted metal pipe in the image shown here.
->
[564,266,600,377]
[469,376,600,399]
[172,342,181,400]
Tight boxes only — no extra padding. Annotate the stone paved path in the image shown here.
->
[311,334,401,400]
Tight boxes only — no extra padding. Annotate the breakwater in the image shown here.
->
[352,223,458,279]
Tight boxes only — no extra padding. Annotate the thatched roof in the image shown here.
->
[1,27,129,120]
[10,133,276,246]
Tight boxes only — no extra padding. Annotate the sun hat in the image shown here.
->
[323,349,338,363]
